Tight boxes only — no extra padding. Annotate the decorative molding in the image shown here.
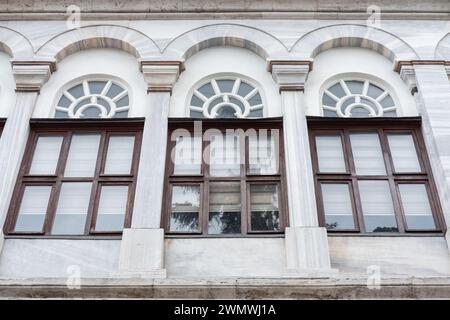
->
[398,64,418,95]
[394,60,450,95]
[269,60,313,92]
[140,61,184,94]
[11,61,55,92]
[394,60,450,73]
[292,24,419,63]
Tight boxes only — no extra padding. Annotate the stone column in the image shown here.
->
[270,61,336,277]
[0,61,54,253]
[399,61,450,248]
[116,61,183,278]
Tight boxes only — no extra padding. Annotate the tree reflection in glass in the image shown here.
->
[208,182,241,234]
[170,185,200,232]
[250,185,280,231]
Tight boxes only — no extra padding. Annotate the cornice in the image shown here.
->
[394,60,450,73]
[0,12,449,21]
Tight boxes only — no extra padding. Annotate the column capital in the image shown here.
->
[397,63,418,95]
[11,61,56,92]
[140,60,184,94]
[395,60,450,95]
[268,60,313,92]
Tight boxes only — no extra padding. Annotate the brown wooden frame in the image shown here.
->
[162,118,288,237]
[308,116,445,235]
[4,118,144,238]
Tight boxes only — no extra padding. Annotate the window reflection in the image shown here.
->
[208,182,241,234]
[250,184,280,231]
[170,185,201,233]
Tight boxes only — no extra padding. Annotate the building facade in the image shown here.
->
[0,1,450,298]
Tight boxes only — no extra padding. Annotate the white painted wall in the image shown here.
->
[33,49,148,118]
[170,46,281,118]
[0,52,15,118]
[304,47,418,116]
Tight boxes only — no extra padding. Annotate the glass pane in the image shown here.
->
[248,131,278,174]
[105,83,124,99]
[173,135,202,175]
[316,135,346,173]
[89,81,107,94]
[387,134,421,173]
[250,184,280,232]
[350,133,386,175]
[68,84,84,99]
[29,136,63,175]
[209,133,240,176]
[359,181,398,232]
[328,82,346,98]
[346,80,364,94]
[237,81,254,97]
[208,182,241,234]
[64,134,101,177]
[217,79,234,93]
[322,93,337,107]
[14,186,51,232]
[170,185,200,232]
[52,182,92,235]
[399,184,436,230]
[350,107,371,118]
[367,83,384,99]
[321,184,354,230]
[198,82,215,98]
[95,186,128,232]
[104,136,135,175]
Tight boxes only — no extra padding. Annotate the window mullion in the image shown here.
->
[43,132,71,235]
[85,131,107,235]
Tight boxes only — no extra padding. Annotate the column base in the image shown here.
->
[116,228,167,278]
[284,226,338,278]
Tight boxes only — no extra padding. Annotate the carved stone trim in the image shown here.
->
[140,61,184,94]
[394,60,450,73]
[398,64,418,95]
[269,60,312,92]
[11,61,55,92]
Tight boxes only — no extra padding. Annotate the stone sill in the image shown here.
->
[1,275,450,299]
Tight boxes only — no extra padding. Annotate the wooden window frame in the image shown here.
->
[162,118,288,237]
[4,118,144,239]
[308,116,445,235]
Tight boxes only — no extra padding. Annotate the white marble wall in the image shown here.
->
[0,17,449,282]
[329,237,450,277]
[0,239,120,278]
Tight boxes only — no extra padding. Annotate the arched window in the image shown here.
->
[55,79,130,119]
[322,79,397,117]
[188,76,264,119]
